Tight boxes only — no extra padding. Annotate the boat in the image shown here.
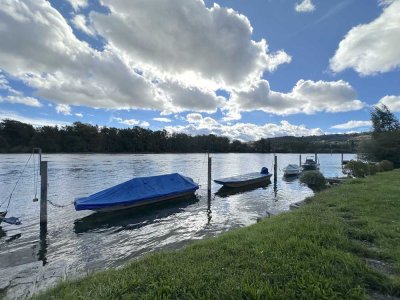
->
[301,156,320,170]
[214,167,272,188]
[74,173,199,212]
[283,164,302,176]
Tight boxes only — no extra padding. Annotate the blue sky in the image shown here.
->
[0,0,399,141]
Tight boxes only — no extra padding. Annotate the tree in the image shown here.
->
[358,105,400,167]
[371,104,399,134]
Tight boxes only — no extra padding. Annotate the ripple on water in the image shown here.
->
[0,153,351,273]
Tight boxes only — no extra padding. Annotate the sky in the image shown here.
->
[0,0,399,141]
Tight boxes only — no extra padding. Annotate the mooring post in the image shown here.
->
[315,153,318,163]
[207,153,212,193]
[299,154,302,166]
[341,153,344,165]
[40,161,48,225]
[274,155,277,182]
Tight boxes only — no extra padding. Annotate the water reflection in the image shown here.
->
[38,224,48,265]
[215,181,270,198]
[74,196,199,234]
[0,153,351,272]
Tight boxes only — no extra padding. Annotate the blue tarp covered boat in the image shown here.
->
[214,167,272,188]
[74,173,199,212]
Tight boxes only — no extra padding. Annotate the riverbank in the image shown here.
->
[36,170,400,299]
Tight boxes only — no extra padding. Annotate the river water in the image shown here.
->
[0,153,354,273]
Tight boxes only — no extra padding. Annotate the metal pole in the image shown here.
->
[299,154,302,166]
[315,153,318,163]
[341,153,344,165]
[40,161,48,224]
[274,155,277,182]
[207,154,212,193]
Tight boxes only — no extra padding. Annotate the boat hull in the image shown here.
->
[94,191,197,212]
[74,173,199,212]
[214,173,272,188]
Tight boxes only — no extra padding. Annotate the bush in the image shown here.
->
[377,160,394,172]
[300,171,326,190]
[368,163,378,175]
[344,160,370,178]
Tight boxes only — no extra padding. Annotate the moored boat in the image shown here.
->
[214,167,272,188]
[301,157,320,170]
[74,173,199,212]
[283,164,302,176]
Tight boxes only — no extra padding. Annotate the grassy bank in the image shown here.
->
[36,171,400,299]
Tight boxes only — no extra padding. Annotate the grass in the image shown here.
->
[35,170,400,299]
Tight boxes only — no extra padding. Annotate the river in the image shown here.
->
[0,153,354,274]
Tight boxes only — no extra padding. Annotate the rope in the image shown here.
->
[47,199,74,208]
[33,150,39,200]
[0,152,33,211]
[196,152,208,185]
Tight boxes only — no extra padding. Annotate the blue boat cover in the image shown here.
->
[74,173,199,211]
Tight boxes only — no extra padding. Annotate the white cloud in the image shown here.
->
[0,0,164,111]
[56,104,72,115]
[186,113,204,123]
[113,117,150,128]
[67,0,88,11]
[330,0,400,75]
[1,95,42,107]
[140,121,150,127]
[153,117,172,123]
[158,81,225,114]
[0,109,69,127]
[295,0,315,13]
[75,113,83,117]
[72,14,94,36]
[166,116,323,142]
[226,79,365,118]
[377,95,400,112]
[331,120,371,130]
[90,0,291,90]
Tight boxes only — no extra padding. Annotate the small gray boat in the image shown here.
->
[214,167,272,188]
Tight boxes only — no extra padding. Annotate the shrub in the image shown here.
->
[377,160,394,172]
[300,171,326,191]
[368,163,378,175]
[344,160,370,178]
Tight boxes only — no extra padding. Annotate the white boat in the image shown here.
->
[214,167,272,188]
[283,164,302,176]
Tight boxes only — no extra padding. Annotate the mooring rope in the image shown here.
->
[0,152,33,211]
[47,199,74,208]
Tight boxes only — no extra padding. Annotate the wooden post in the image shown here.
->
[299,154,302,166]
[40,161,48,224]
[207,154,212,193]
[341,153,344,165]
[315,153,318,162]
[274,155,277,182]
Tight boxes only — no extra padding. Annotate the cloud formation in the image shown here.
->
[377,95,400,112]
[330,0,400,75]
[331,120,371,130]
[56,104,72,115]
[295,0,315,13]
[113,117,150,128]
[90,0,291,91]
[167,114,323,141]
[0,109,69,127]
[226,79,365,118]
[1,95,42,107]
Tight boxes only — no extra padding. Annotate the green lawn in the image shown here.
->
[36,170,400,299]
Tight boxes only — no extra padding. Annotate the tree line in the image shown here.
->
[359,105,400,167]
[0,119,367,154]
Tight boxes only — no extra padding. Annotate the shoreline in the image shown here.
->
[33,170,400,299]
